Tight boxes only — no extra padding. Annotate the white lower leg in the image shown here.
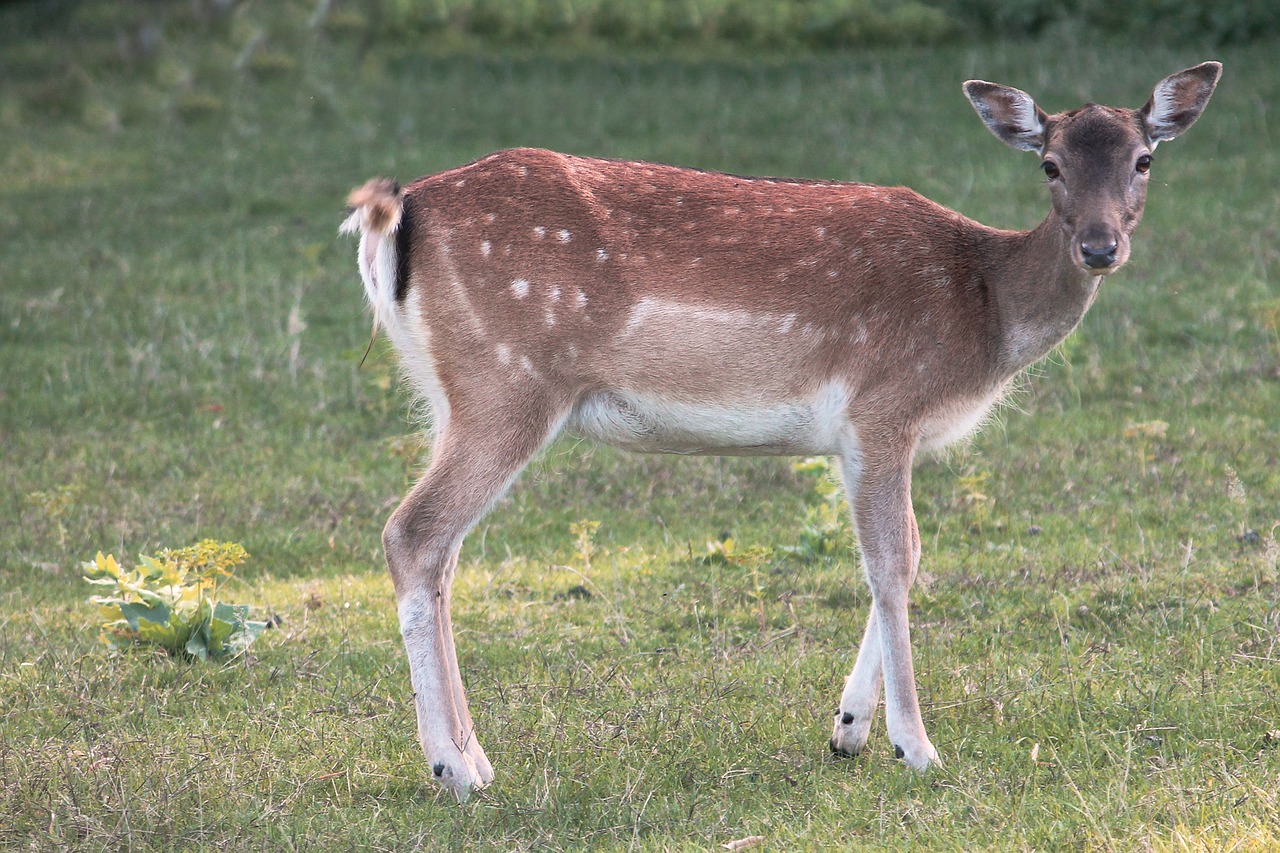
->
[399,589,483,799]
[831,608,883,755]
[438,581,493,784]
[877,601,939,770]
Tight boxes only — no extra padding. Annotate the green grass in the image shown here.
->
[2,6,1280,850]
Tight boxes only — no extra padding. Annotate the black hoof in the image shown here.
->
[432,762,446,778]
[830,738,857,758]
[893,744,905,759]
[840,712,855,725]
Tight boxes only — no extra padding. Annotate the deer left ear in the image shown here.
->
[1140,61,1223,147]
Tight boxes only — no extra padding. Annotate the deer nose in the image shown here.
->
[1080,240,1118,269]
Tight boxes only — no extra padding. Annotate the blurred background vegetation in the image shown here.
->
[8,0,1280,54]
[5,0,1276,137]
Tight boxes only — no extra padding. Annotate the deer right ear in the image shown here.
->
[964,81,1048,154]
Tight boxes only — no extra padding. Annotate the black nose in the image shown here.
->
[1081,240,1118,269]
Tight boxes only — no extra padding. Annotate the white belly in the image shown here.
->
[568,383,853,456]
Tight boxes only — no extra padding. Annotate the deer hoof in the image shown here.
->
[830,710,872,758]
[892,737,941,772]
[427,748,486,803]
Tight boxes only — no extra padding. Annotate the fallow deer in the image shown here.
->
[341,62,1221,801]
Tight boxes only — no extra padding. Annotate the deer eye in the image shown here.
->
[1041,160,1061,180]
[1135,154,1153,173]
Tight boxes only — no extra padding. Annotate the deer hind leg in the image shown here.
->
[432,547,493,785]
[383,404,564,801]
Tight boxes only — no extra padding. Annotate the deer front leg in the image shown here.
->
[841,446,939,770]
[830,606,883,757]
[830,451,883,757]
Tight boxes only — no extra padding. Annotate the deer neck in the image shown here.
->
[986,209,1105,375]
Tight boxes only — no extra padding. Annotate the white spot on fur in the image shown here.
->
[511,278,530,299]
[779,313,797,334]
[596,248,609,262]
[549,286,561,302]
[557,229,572,243]
[532,226,546,240]
[495,344,511,364]
[518,355,541,379]
[480,240,491,257]
[575,291,588,309]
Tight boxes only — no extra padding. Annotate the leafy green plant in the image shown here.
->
[779,457,851,560]
[83,540,268,661]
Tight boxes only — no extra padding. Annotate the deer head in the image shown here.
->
[964,61,1221,275]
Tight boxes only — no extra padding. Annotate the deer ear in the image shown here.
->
[964,80,1048,154]
[1140,61,1222,146]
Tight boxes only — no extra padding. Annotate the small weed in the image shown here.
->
[954,468,994,530]
[570,518,602,569]
[23,483,85,547]
[779,457,851,560]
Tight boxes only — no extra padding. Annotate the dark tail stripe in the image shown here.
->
[395,193,414,304]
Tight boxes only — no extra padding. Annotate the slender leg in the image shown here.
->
[831,447,884,757]
[383,405,563,801]
[831,606,883,756]
[437,551,493,783]
[832,442,939,769]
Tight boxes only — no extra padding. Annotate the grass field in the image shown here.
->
[2,8,1279,850]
